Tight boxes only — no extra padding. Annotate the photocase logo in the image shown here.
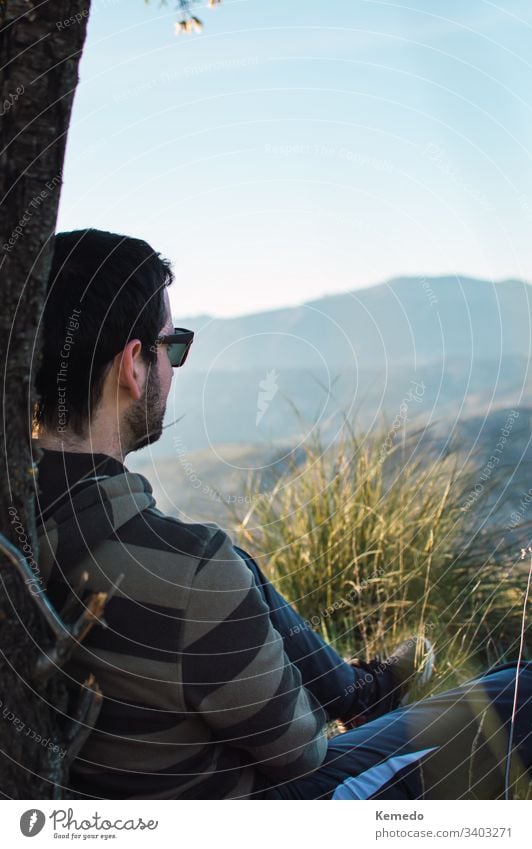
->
[20,809,46,837]
[256,368,279,425]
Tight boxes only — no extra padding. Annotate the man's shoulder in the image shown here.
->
[115,505,247,605]
[120,495,229,564]
[122,502,257,601]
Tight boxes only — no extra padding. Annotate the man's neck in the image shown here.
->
[35,429,125,463]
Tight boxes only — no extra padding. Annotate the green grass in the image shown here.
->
[229,423,529,702]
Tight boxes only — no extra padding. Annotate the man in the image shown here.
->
[32,229,532,800]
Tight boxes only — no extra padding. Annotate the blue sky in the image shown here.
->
[57,0,532,318]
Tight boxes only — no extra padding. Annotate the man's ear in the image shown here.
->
[115,339,146,401]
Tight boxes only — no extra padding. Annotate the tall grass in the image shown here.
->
[231,424,528,699]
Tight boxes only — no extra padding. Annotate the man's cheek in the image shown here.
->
[164,362,174,396]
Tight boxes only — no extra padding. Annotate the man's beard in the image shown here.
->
[124,366,166,453]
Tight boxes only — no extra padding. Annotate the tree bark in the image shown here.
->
[0,0,90,799]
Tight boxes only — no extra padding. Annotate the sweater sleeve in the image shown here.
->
[181,529,328,782]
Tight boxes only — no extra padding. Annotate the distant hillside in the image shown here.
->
[134,275,532,456]
[177,275,532,371]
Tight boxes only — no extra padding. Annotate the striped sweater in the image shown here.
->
[34,448,327,799]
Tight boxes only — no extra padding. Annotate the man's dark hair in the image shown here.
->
[34,228,174,437]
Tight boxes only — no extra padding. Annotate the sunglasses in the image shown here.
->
[154,327,194,367]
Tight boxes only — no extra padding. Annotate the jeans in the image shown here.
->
[234,546,532,800]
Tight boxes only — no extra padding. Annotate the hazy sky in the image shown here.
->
[57,0,532,318]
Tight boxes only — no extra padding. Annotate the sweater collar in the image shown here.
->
[35,445,126,524]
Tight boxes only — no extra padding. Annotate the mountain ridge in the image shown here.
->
[173,274,532,373]
[176,274,532,326]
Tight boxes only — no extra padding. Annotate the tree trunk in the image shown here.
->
[0,0,90,799]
